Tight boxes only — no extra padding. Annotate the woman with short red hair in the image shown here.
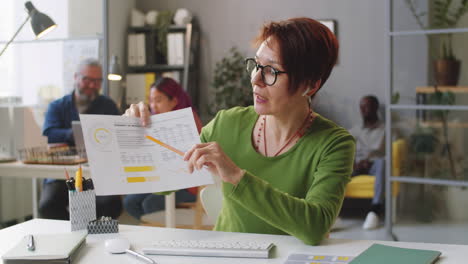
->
[125,17,355,245]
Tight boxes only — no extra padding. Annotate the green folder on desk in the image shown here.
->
[350,243,441,264]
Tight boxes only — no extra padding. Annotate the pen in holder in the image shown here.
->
[69,189,96,231]
[87,216,119,234]
[68,167,96,231]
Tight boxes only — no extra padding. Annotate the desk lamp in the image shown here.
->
[108,55,122,81]
[0,1,57,57]
[108,55,127,112]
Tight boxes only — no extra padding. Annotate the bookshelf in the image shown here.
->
[126,23,199,106]
[127,65,184,73]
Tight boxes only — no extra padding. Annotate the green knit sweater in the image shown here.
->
[200,106,355,245]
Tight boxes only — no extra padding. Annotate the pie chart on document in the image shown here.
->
[88,124,113,151]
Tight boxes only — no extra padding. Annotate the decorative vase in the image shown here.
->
[434,59,461,86]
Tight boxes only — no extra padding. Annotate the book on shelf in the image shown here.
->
[127,34,137,66]
[126,73,156,104]
[167,32,184,65]
[136,33,146,66]
[128,33,146,66]
[1,231,87,264]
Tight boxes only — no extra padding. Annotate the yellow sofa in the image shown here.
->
[345,139,407,200]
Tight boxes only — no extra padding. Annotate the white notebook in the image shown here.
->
[2,231,87,264]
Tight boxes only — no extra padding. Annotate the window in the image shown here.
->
[0,0,101,107]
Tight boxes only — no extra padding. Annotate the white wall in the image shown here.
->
[68,0,102,37]
[108,0,137,104]
[136,0,386,128]
[68,0,137,104]
[0,0,69,224]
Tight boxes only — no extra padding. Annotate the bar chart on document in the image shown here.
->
[79,108,214,195]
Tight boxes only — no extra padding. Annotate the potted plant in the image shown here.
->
[409,126,438,159]
[153,10,174,63]
[405,0,468,85]
[209,47,253,117]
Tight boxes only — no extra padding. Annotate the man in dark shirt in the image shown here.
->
[40,58,122,220]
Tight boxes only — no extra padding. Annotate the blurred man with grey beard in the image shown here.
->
[40,58,122,220]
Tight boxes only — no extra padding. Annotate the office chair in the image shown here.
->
[199,184,223,223]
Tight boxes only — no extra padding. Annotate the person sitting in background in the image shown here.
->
[123,77,203,221]
[39,58,123,220]
[125,17,355,246]
[349,95,385,230]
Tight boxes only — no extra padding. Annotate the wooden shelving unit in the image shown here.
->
[128,25,188,33]
[127,65,184,73]
[421,121,468,128]
[416,86,468,94]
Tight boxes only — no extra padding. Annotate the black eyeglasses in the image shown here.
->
[80,75,103,85]
[245,58,287,86]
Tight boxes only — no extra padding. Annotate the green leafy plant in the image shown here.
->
[405,0,463,179]
[209,47,253,117]
[153,10,174,59]
[428,90,455,118]
[405,0,468,60]
[391,91,400,104]
[409,126,438,158]
[428,90,457,178]
[433,0,468,59]
[410,90,457,178]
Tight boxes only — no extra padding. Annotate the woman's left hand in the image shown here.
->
[184,142,244,185]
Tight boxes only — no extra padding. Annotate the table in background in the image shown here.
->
[0,161,90,218]
[0,162,177,227]
[0,219,467,264]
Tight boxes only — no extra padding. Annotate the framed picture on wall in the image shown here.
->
[318,20,337,36]
[318,20,338,64]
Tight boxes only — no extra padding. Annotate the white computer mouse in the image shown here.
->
[105,238,130,254]
[105,238,156,263]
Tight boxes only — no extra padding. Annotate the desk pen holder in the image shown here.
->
[87,218,119,234]
[69,190,96,231]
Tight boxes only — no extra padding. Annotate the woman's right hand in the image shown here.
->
[123,101,151,127]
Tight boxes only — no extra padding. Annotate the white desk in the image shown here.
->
[0,162,89,219]
[0,219,467,264]
[0,162,176,227]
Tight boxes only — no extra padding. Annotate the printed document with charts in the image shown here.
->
[79,108,213,195]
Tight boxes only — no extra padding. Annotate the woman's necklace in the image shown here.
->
[255,109,315,157]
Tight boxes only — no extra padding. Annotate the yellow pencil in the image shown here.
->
[145,135,184,156]
[75,165,83,192]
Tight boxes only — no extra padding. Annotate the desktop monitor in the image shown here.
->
[71,121,87,159]
[0,106,47,159]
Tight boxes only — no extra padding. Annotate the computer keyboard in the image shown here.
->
[141,240,275,258]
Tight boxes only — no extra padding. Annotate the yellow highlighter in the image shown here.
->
[75,166,83,192]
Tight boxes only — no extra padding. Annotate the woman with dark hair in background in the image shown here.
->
[125,18,355,245]
[123,77,202,220]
